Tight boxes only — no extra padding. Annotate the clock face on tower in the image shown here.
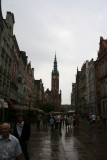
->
[53,75,56,79]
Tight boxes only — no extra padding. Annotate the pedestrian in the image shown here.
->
[73,114,77,127]
[65,116,69,129]
[59,115,63,129]
[0,122,22,160]
[88,114,92,129]
[43,113,49,129]
[69,115,73,128]
[36,112,42,129]
[49,116,55,131]
[13,114,31,160]
[55,115,60,130]
[96,114,101,126]
[91,113,96,128]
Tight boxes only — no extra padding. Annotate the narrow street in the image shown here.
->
[27,121,107,160]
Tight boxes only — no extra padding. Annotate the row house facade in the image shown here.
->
[17,51,27,105]
[0,12,14,101]
[1,5,60,112]
[24,60,34,107]
[72,60,97,115]
[0,10,44,110]
[72,61,89,115]
[0,0,3,40]
[71,36,107,116]
[75,68,81,113]
[86,61,90,111]
[34,79,44,108]
[95,36,107,115]
[88,59,96,114]
[10,35,19,103]
[71,83,76,110]
[78,62,87,114]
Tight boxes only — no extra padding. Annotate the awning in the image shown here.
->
[0,98,4,102]
[0,99,8,108]
[68,110,76,113]
[3,102,8,108]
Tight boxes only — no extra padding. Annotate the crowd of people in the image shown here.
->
[0,111,106,160]
[36,112,80,131]
[0,112,80,160]
[87,113,107,128]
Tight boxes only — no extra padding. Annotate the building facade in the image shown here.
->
[0,12,15,101]
[34,79,44,108]
[0,0,3,40]
[95,36,107,115]
[88,59,97,113]
[71,83,76,110]
[17,51,27,105]
[24,60,34,107]
[9,35,19,103]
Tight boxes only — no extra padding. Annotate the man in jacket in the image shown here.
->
[13,114,31,160]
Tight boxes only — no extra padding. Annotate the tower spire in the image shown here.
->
[53,51,59,74]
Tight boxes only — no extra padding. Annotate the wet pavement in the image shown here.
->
[28,121,107,160]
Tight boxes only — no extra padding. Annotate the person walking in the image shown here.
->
[69,115,73,128]
[49,116,55,131]
[91,113,96,128]
[88,114,92,129]
[36,112,42,129]
[65,116,69,129]
[0,122,22,160]
[13,114,31,160]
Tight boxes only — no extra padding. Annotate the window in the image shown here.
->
[0,56,3,66]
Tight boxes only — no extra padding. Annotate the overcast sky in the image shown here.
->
[2,0,107,104]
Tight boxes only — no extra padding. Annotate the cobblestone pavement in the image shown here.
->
[27,121,107,160]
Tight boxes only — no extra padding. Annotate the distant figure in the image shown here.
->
[88,114,92,129]
[91,114,96,127]
[55,115,60,129]
[69,115,73,128]
[13,114,31,160]
[65,116,69,129]
[0,123,22,160]
[43,113,49,128]
[50,116,55,131]
[73,114,77,127]
[36,112,42,129]
[96,115,101,125]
